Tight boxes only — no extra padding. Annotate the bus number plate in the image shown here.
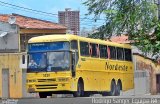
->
[43,74,50,77]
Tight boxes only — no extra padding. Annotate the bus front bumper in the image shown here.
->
[27,82,73,93]
[26,75,78,93]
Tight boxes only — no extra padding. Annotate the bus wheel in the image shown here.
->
[102,92,109,96]
[84,92,90,97]
[109,81,116,96]
[73,81,84,97]
[39,92,47,98]
[116,82,121,96]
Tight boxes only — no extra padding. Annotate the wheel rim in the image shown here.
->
[111,82,116,96]
[116,84,120,95]
[77,83,81,96]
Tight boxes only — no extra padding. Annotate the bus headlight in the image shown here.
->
[27,79,36,83]
[58,78,69,82]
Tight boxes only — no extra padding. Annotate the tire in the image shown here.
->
[84,92,90,97]
[108,81,116,96]
[39,92,47,98]
[73,81,84,97]
[102,92,110,96]
[116,82,121,96]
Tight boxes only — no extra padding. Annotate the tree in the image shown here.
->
[84,0,160,57]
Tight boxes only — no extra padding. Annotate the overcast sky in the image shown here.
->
[0,0,105,30]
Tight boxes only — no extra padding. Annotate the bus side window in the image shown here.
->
[71,40,78,50]
[91,43,99,58]
[80,41,89,56]
[125,49,132,61]
[108,46,116,60]
[99,45,108,59]
[117,47,124,60]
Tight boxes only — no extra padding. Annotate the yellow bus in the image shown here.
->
[26,34,134,98]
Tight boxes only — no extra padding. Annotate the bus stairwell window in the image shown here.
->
[71,40,78,50]
[80,42,89,56]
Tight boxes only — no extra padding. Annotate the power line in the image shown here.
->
[0,0,57,16]
[0,3,58,19]
[80,17,106,21]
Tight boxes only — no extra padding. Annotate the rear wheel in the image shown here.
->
[102,80,116,96]
[108,81,116,96]
[116,82,121,96]
[102,92,110,96]
[73,81,84,97]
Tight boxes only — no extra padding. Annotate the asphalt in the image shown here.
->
[1,95,160,104]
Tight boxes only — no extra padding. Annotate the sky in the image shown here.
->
[0,0,105,30]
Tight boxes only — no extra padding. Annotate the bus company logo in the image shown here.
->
[105,62,128,71]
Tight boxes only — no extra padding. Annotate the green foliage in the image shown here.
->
[84,0,160,56]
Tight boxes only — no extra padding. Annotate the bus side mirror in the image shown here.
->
[71,52,76,77]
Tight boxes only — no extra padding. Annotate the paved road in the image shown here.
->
[1,95,160,104]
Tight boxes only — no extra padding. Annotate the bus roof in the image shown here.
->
[28,34,131,49]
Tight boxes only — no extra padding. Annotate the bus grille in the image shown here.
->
[36,84,58,89]
[37,78,56,82]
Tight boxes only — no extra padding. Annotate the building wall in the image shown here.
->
[0,22,19,52]
[134,54,160,94]
[0,53,23,98]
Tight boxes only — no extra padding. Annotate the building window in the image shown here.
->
[22,55,25,64]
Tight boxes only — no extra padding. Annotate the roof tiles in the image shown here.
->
[110,35,131,43]
[0,13,66,29]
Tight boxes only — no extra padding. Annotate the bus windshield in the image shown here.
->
[47,51,70,71]
[28,52,47,69]
[27,42,71,72]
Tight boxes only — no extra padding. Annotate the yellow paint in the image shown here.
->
[0,53,23,98]
[26,35,134,93]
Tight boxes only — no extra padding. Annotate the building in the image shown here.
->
[0,13,67,98]
[58,8,80,35]
[0,13,66,52]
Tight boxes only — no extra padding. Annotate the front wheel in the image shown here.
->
[39,92,48,98]
[73,81,84,97]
